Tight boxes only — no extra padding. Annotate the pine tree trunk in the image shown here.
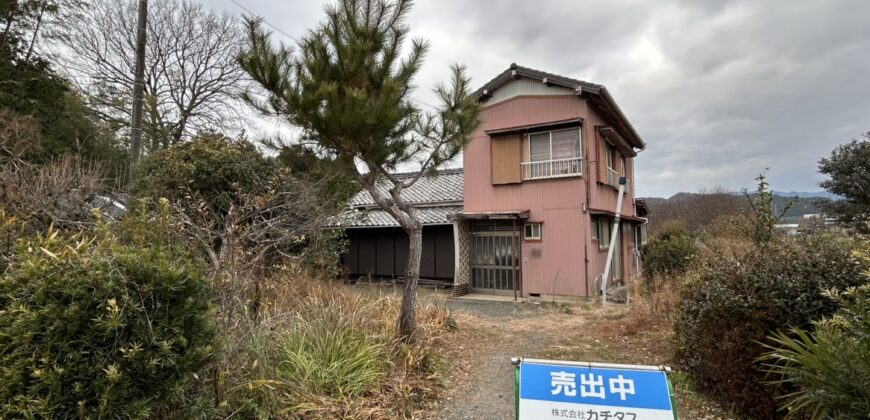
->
[399,224,422,338]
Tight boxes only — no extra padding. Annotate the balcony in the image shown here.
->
[522,157,582,180]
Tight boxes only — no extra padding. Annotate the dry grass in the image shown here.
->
[214,274,453,419]
[621,274,682,336]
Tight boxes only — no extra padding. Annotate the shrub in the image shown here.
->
[673,235,867,418]
[0,221,216,417]
[760,283,870,418]
[136,132,275,214]
[642,221,698,279]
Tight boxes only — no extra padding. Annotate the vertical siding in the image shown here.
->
[464,94,640,298]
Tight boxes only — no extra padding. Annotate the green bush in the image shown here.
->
[0,221,216,417]
[642,221,698,279]
[276,304,386,401]
[673,235,867,418]
[760,283,870,419]
[136,132,275,214]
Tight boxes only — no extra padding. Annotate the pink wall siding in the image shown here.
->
[465,94,640,298]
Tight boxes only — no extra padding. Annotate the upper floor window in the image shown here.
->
[522,128,582,180]
[604,142,619,187]
[601,142,632,189]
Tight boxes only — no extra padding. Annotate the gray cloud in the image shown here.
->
[209,0,870,197]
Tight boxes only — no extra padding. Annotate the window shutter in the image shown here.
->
[491,134,522,185]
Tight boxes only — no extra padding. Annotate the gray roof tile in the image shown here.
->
[339,205,462,228]
[341,169,463,228]
[350,168,463,207]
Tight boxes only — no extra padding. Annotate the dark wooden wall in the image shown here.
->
[342,225,454,281]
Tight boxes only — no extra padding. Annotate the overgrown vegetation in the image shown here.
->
[760,282,870,419]
[0,209,215,418]
[641,221,697,279]
[209,277,452,419]
[1,0,451,418]
[673,234,865,417]
[649,174,870,418]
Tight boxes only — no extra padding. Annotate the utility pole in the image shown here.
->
[128,0,148,183]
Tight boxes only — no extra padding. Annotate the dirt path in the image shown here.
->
[425,298,598,420]
[420,293,733,420]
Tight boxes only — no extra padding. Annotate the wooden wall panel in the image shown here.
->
[435,227,455,278]
[342,226,456,281]
[491,133,522,185]
[357,234,377,275]
[395,231,409,276]
[420,229,436,278]
[375,234,395,277]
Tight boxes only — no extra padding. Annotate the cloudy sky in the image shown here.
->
[206,0,870,197]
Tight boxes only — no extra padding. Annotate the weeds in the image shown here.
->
[212,275,452,419]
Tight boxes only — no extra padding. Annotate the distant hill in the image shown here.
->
[773,191,839,200]
[640,191,834,228]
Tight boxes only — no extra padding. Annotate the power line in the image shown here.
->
[412,97,439,110]
[228,0,299,43]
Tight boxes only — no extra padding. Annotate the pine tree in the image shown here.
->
[238,0,481,337]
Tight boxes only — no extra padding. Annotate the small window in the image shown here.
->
[636,223,648,246]
[594,217,611,249]
[524,223,542,241]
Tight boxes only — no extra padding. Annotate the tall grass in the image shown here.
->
[277,305,387,399]
[211,273,453,419]
[622,274,681,335]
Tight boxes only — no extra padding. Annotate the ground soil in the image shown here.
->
[420,292,733,420]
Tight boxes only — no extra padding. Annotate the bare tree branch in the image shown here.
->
[55,0,246,150]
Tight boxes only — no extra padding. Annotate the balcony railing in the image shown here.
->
[522,157,582,180]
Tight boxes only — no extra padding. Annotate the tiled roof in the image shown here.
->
[350,168,463,207]
[473,63,603,98]
[339,205,461,228]
[341,168,463,228]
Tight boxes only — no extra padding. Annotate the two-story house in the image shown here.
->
[341,64,647,301]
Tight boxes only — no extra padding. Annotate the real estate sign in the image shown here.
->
[515,358,677,420]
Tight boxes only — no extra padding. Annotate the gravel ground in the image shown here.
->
[424,295,596,420]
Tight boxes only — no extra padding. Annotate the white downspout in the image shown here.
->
[600,177,627,305]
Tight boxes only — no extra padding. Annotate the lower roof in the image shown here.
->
[338,205,462,228]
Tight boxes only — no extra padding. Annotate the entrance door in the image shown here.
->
[470,230,521,294]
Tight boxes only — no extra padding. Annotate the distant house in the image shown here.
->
[774,223,801,236]
[341,64,648,300]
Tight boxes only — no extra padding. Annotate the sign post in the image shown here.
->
[513,358,678,420]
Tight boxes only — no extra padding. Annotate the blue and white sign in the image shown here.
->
[517,359,677,420]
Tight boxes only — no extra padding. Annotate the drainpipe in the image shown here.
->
[600,177,627,305]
